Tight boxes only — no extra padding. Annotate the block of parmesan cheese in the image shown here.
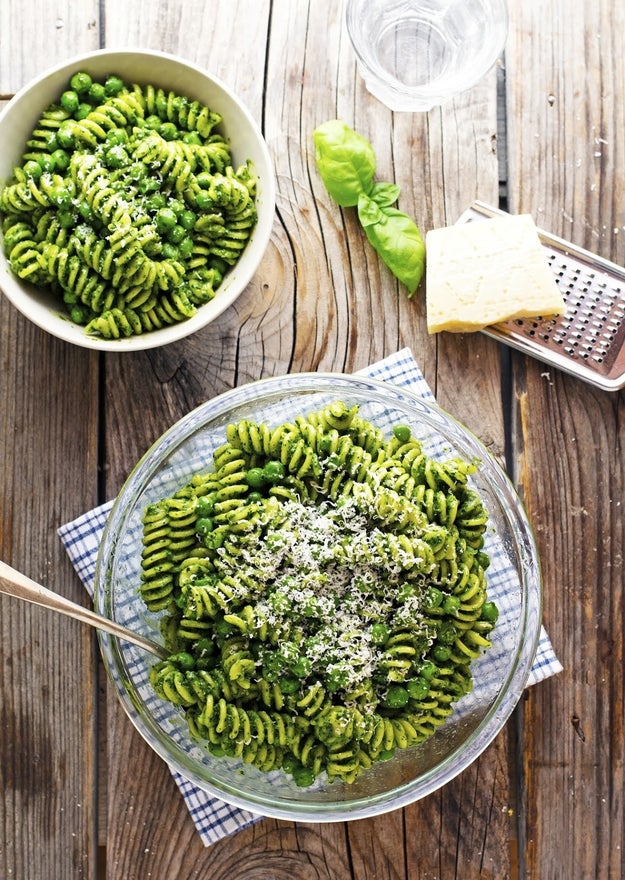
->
[425,213,566,334]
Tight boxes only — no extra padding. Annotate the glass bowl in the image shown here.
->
[0,49,275,351]
[94,373,542,821]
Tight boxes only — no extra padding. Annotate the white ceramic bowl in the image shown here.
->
[0,49,275,351]
[95,373,542,821]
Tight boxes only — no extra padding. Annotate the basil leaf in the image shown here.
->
[357,192,425,297]
[313,120,376,207]
[369,181,400,208]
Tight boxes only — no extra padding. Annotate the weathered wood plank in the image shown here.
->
[0,2,100,95]
[0,314,100,880]
[505,1,625,877]
[0,9,101,878]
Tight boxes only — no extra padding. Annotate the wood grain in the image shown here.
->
[0,313,100,879]
[506,2,625,878]
[1,0,623,877]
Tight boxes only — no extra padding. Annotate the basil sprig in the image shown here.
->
[313,120,425,297]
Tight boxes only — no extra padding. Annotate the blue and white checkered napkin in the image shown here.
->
[58,348,562,846]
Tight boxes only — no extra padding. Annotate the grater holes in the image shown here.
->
[461,205,625,386]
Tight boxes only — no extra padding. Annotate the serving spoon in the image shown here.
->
[0,560,169,660]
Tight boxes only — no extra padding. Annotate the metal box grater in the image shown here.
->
[456,201,625,391]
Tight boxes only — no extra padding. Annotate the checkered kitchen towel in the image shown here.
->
[58,348,562,846]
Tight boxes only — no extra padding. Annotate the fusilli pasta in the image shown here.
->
[140,401,499,786]
[0,71,258,338]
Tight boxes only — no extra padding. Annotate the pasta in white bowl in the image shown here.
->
[0,49,275,350]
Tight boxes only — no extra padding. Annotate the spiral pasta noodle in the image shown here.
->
[0,70,259,338]
[140,401,499,786]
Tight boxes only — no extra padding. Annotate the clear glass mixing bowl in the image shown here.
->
[94,373,541,821]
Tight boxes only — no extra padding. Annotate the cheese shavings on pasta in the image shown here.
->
[140,400,499,786]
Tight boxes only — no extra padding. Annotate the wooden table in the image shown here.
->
[1,1,623,877]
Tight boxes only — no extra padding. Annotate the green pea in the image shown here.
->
[398,583,416,601]
[69,304,89,324]
[51,149,70,171]
[196,171,213,190]
[77,200,93,221]
[56,122,75,149]
[442,594,461,615]
[194,638,215,658]
[169,651,195,671]
[155,207,178,232]
[126,162,147,182]
[378,749,395,762]
[393,424,412,443]
[58,210,76,229]
[106,128,127,146]
[145,193,167,212]
[45,131,59,152]
[169,198,185,216]
[75,102,92,120]
[138,177,161,194]
[292,766,315,787]
[167,223,186,245]
[262,460,285,484]
[105,145,130,168]
[480,601,499,624]
[38,153,56,173]
[23,160,42,179]
[159,122,178,141]
[290,656,312,677]
[104,75,124,96]
[385,684,409,708]
[178,237,194,259]
[418,660,438,681]
[406,677,430,700]
[49,185,72,208]
[179,208,197,230]
[196,494,216,517]
[144,114,162,130]
[326,669,348,692]
[203,529,224,549]
[245,467,266,489]
[476,551,491,570]
[432,644,452,662]
[247,491,263,503]
[279,676,300,695]
[370,622,389,645]
[60,90,79,113]
[425,586,443,609]
[182,131,202,145]
[194,191,212,211]
[195,516,214,537]
[88,82,106,104]
[161,243,179,260]
[70,72,92,95]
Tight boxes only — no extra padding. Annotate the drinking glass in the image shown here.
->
[345,0,508,112]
